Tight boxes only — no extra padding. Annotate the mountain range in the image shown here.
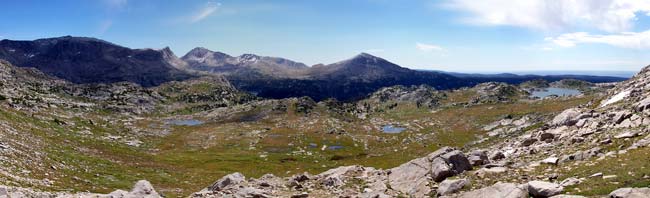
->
[0,36,627,101]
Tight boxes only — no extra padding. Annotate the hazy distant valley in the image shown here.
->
[1,37,650,198]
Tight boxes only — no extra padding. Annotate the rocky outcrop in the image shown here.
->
[609,187,650,198]
[0,180,159,198]
[452,182,528,198]
[190,147,472,198]
[527,181,563,197]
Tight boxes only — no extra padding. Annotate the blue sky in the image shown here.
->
[1,0,650,72]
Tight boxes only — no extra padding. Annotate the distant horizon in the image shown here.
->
[2,1,650,72]
[1,35,645,78]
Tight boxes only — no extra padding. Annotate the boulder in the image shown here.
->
[431,157,453,182]
[552,108,581,126]
[468,150,489,166]
[437,179,469,196]
[541,157,559,165]
[441,150,472,173]
[128,180,160,198]
[528,180,563,197]
[609,187,650,198]
[615,131,639,139]
[456,182,528,198]
[388,157,432,196]
[208,172,245,191]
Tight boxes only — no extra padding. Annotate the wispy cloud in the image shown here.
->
[190,2,221,23]
[546,30,650,49]
[416,43,444,52]
[97,20,113,35]
[444,0,650,32]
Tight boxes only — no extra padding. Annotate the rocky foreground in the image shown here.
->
[1,146,648,198]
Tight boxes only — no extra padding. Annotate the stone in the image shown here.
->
[528,180,563,197]
[559,177,581,187]
[431,157,453,182]
[540,132,555,142]
[437,179,469,196]
[456,182,528,198]
[128,180,160,198]
[441,150,472,173]
[589,172,603,178]
[552,108,581,126]
[521,138,538,147]
[208,172,245,191]
[236,187,269,198]
[541,157,559,165]
[388,157,431,196]
[609,187,650,198]
[468,150,489,166]
[615,131,639,139]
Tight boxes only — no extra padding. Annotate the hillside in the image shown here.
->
[0,56,648,197]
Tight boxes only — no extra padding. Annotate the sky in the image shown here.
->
[1,0,650,72]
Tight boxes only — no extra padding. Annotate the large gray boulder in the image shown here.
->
[208,172,245,191]
[552,108,581,126]
[455,182,528,198]
[528,180,563,197]
[388,147,472,196]
[609,187,650,198]
[437,179,469,196]
[388,157,432,197]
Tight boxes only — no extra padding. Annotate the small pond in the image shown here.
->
[166,119,204,126]
[382,125,406,134]
[327,145,345,150]
[531,88,581,98]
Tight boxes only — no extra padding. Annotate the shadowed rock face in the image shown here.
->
[0,36,194,87]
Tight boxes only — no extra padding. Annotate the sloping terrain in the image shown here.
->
[2,58,643,197]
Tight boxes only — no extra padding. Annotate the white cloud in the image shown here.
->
[547,30,650,49]
[445,0,650,32]
[416,43,444,51]
[190,2,220,23]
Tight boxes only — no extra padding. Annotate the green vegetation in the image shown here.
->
[0,88,601,197]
